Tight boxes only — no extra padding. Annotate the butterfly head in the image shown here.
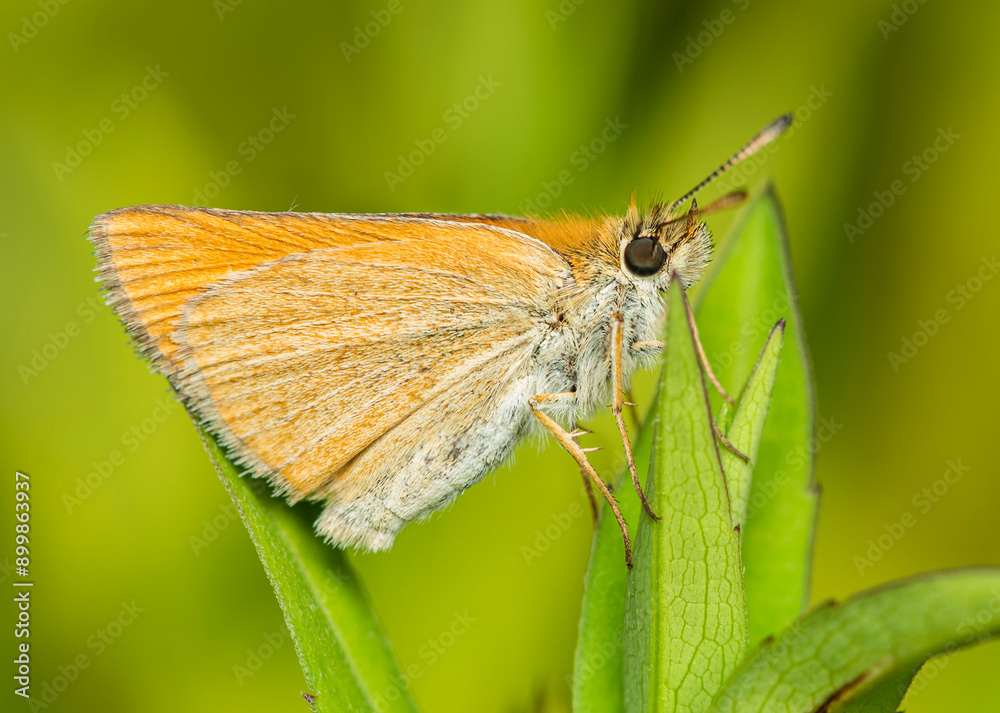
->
[617,199,713,291]
[615,113,793,292]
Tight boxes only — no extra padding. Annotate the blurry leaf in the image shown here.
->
[708,569,1000,713]
[199,428,418,713]
[572,405,651,713]
[722,321,785,529]
[695,186,819,647]
[624,280,747,713]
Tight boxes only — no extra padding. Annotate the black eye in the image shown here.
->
[624,238,666,277]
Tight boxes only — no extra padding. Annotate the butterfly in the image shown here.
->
[90,115,790,566]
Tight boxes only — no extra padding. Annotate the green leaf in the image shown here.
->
[572,407,651,713]
[722,320,785,529]
[695,186,819,647]
[708,568,1000,713]
[573,194,789,713]
[198,428,419,713]
[624,280,747,713]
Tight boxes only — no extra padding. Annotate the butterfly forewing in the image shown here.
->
[91,207,572,547]
[91,206,392,373]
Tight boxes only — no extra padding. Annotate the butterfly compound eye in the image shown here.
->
[624,238,667,277]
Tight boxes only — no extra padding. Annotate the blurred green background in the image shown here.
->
[2,0,999,711]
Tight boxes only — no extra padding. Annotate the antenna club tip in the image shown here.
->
[758,113,793,140]
[770,113,794,134]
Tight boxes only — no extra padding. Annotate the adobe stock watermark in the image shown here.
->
[23,600,144,710]
[62,395,182,513]
[878,0,930,40]
[521,116,627,214]
[371,610,476,712]
[843,126,959,244]
[887,255,997,372]
[213,0,243,20]
[744,414,843,521]
[546,0,586,30]
[956,587,1000,644]
[714,84,833,193]
[233,630,286,684]
[672,0,751,72]
[853,459,971,576]
[567,637,620,690]
[192,106,296,204]
[900,652,952,700]
[710,291,795,374]
[52,64,169,182]
[189,502,240,556]
[384,74,501,191]
[521,500,588,565]
[7,0,71,54]
[904,587,1000,701]
[895,585,1000,702]
[18,295,105,386]
[341,0,406,62]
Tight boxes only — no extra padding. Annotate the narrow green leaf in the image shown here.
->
[573,319,782,712]
[708,569,1000,713]
[624,280,747,713]
[199,428,419,713]
[722,321,785,529]
[572,417,650,713]
[695,187,818,647]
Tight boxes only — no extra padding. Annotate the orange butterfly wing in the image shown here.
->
[91,206,574,547]
[90,205,426,374]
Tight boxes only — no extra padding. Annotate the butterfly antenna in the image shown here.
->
[659,189,748,229]
[667,114,792,216]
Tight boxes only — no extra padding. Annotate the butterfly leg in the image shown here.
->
[529,392,632,568]
[632,325,748,463]
[714,423,750,463]
[611,315,660,522]
[680,294,749,461]
[681,294,735,406]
